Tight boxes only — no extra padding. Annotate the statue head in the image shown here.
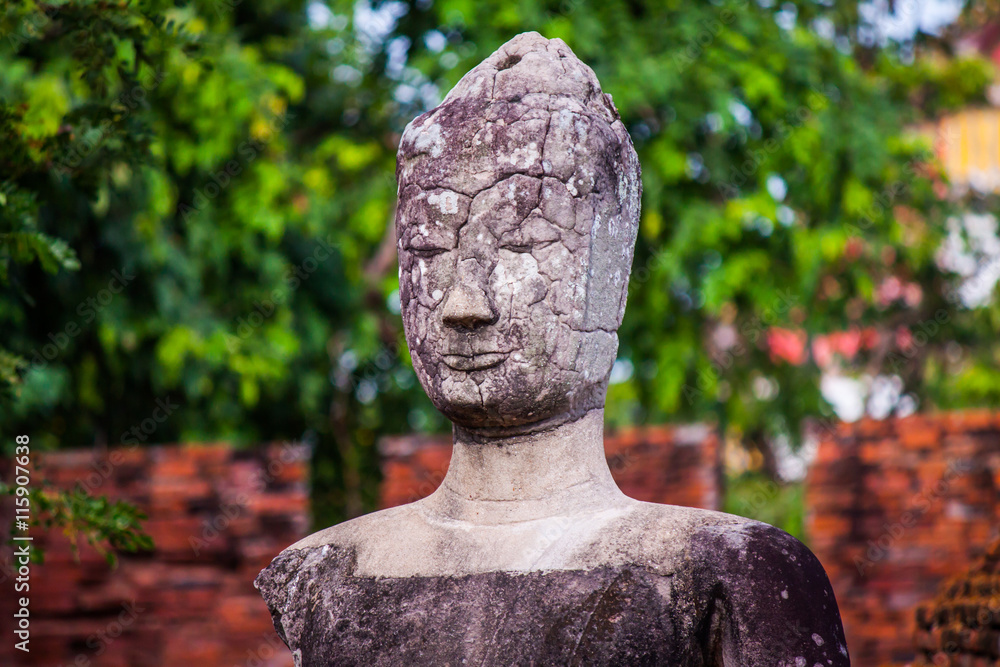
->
[395,32,641,432]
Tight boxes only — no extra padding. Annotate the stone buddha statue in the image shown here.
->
[257,32,849,666]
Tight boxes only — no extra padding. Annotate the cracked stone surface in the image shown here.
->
[395,30,640,430]
[256,31,849,667]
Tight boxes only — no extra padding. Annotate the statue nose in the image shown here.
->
[441,283,497,329]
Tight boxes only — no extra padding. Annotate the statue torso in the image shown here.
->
[256,502,850,667]
[265,551,698,666]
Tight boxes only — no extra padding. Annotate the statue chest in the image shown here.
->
[287,566,710,667]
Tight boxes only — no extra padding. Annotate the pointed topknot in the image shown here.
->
[396,32,638,215]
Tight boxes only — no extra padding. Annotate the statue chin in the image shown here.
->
[433,379,605,435]
[434,385,491,423]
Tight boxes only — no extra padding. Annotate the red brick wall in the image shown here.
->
[806,410,1000,666]
[24,412,999,666]
[0,442,309,667]
[379,423,721,510]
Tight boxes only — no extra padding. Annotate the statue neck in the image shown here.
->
[421,409,629,525]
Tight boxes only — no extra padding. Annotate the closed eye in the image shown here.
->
[407,246,451,258]
[501,240,556,253]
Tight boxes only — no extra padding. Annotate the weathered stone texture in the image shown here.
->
[395,31,641,430]
[259,522,847,667]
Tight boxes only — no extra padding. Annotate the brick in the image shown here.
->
[807,411,1000,666]
[183,443,232,466]
[857,417,889,437]
[150,453,199,480]
[900,426,941,449]
[1,440,306,666]
[941,409,998,433]
[217,595,276,635]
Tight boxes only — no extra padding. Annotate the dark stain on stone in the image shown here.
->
[497,53,523,70]
[256,522,850,666]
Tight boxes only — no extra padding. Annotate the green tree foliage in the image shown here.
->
[0,479,152,566]
[1,0,996,526]
[723,471,803,538]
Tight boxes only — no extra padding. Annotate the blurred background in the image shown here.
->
[2,0,1000,665]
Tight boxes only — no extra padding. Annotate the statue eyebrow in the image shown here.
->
[403,188,472,233]
[401,228,458,250]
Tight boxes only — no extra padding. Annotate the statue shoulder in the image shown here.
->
[254,540,351,652]
[254,503,421,648]
[607,504,849,664]
[687,516,836,604]
[605,503,756,570]
[630,504,834,588]
[685,515,851,666]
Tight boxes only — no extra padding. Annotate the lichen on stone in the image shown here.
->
[395,31,641,430]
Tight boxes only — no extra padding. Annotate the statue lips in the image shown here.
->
[441,352,508,371]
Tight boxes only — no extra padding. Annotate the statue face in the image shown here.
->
[398,176,612,429]
[394,33,641,430]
